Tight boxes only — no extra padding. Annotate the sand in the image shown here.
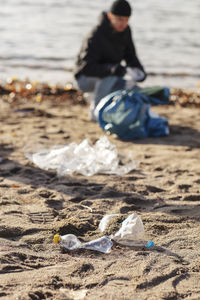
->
[0,83,200,300]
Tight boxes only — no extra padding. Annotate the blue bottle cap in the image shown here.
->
[145,240,154,248]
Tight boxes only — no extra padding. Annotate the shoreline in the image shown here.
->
[0,77,199,107]
[0,71,200,92]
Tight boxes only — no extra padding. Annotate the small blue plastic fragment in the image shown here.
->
[145,240,154,248]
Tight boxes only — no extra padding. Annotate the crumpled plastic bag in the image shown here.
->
[98,214,120,232]
[59,288,88,300]
[112,213,145,246]
[25,136,138,176]
[124,67,146,90]
[99,213,154,248]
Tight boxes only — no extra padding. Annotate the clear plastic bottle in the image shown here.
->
[53,234,112,253]
[53,234,81,250]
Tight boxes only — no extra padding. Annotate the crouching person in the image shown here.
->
[74,0,147,121]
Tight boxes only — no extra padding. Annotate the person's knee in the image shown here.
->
[76,75,96,92]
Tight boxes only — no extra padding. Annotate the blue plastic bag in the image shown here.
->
[95,86,170,140]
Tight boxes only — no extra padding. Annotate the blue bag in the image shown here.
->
[95,86,170,140]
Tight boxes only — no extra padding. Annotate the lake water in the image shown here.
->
[1,0,200,89]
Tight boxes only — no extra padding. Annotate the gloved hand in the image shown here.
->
[126,67,147,82]
[110,64,126,77]
[136,70,147,82]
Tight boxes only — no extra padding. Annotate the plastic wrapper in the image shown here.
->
[124,67,146,90]
[112,213,145,246]
[98,214,120,232]
[25,136,138,176]
[99,213,154,248]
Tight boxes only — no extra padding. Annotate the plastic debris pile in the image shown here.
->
[25,136,138,176]
[53,213,154,253]
[53,234,113,254]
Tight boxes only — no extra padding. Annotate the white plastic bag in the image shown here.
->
[99,213,154,248]
[98,214,120,233]
[25,136,138,176]
[126,67,145,81]
[112,213,145,246]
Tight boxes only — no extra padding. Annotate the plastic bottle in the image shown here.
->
[53,234,81,250]
[53,234,112,253]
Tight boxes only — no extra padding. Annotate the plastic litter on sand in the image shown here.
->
[53,234,112,254]
[25,136,138,176]
[101,213,154,248]
[53,213,154,253]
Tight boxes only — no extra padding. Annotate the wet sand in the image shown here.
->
[0,82,200,299]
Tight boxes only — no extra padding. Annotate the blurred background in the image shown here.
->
[0,0,199,89]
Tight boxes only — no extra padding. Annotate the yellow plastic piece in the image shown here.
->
[53,234,61,244]
[35,94,42,102]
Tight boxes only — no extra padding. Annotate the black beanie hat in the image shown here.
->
[110,0,132,17]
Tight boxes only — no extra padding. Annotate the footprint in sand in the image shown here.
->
[120,205,139,214]
[45,199,63,210]
[69,196,86,203]
[0,225,22,238]
[182,194,200,201]
[124,195,156,207]
[72,263,94,278]
[38,190,54,199]
[146,185,165,193]
[28,211,55,224]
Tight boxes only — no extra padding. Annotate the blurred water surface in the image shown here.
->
[0,0,199,88]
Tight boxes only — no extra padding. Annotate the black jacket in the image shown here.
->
[74,12,145,79]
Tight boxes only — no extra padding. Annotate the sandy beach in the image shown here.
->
[0,80,200,300]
